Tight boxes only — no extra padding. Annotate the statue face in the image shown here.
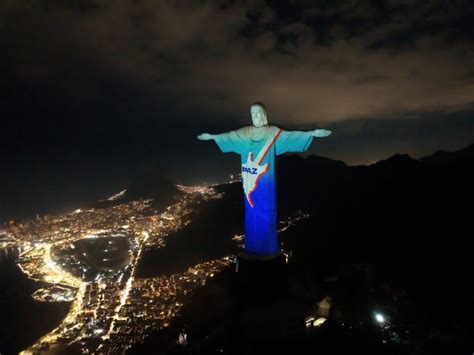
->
[250,105,267,128]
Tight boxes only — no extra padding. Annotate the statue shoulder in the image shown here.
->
[236,126,251,132]
[268,125,281,133]
[235,126,251,137]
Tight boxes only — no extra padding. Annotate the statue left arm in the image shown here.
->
[275,129,332,155]
[311,129,332,137]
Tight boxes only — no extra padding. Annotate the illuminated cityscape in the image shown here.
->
[0,184,307,353]
[0,185,228,353]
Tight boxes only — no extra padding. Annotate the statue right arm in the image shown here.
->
[198,128,248,154]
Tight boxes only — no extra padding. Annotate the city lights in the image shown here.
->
[0,184,232,353]
[1,184,310,354]
[375,312,385,324]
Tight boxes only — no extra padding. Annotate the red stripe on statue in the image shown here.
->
[258,129,282,165]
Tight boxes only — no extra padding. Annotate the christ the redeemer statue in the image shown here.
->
[198,102,332,258]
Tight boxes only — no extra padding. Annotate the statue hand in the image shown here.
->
[197,133,214,141]
[312,129,332,137]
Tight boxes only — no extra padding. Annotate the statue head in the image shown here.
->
[250,102,268,128]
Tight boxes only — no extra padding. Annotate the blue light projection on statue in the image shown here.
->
[198,103,332,257]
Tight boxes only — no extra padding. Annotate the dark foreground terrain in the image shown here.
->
[130,144,474,355]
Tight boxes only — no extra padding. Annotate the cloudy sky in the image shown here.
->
[1,0,474,202]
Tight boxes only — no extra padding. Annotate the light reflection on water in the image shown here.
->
[0,246,23,262]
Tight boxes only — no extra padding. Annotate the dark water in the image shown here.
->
[74,236,131,270]
[0,248,70,355]
[54,236,132,281]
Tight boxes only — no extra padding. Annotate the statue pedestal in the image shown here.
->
[235,250,287,304]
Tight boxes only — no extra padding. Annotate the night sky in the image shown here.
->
[1,0,474,219]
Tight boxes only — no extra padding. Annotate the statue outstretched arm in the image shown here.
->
[310,129,332,137]
[275,128,332,155]
[197,128,248,154]
[197,133,215,140]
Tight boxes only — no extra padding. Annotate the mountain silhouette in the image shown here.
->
[420,142,474,165]
[96,168,180,211]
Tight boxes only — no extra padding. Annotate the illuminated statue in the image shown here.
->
[198,103,332,257]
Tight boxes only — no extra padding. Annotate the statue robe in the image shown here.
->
[214,125,314,257]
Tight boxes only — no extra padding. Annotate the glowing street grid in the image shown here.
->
[0,185,310,353]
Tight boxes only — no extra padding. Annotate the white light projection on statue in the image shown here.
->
[241,128,282,207]
[197,103,332,257]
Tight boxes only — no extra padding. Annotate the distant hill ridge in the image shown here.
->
[279,141,474,170]
[420,142,474,165]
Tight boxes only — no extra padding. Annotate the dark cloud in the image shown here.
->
[2,0,473,123]
[1,0,473,169]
